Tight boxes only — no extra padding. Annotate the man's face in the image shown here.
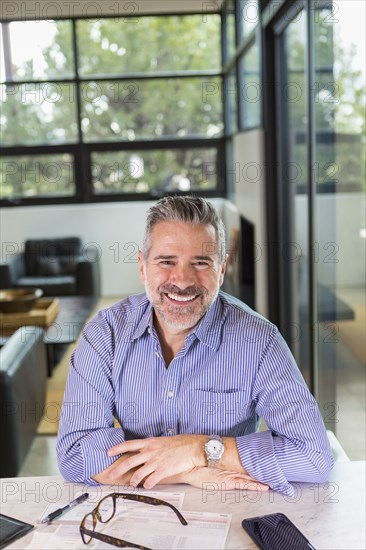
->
[138,221,226,334]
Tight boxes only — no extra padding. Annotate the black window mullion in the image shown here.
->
[1,13,226,205]
[306,2,318,398]
[72,19,93,202]
[72,19,82,143]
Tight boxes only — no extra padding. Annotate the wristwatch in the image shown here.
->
[204,435,225,468]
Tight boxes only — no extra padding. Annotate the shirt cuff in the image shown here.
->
[79,428,126,485]
[236,431,294,496]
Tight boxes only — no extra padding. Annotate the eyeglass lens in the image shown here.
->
[82,514,94,544]
[97,494,115,523]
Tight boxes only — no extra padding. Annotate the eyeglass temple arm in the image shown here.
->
[115,493,188,525]
[117,494,188,526]
[155,500,188,525]
[80,527,152,550]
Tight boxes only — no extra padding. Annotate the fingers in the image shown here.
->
[130,463,158,488]
[110,452,150,480]
[92,454,138,485]
[108,439,147,457]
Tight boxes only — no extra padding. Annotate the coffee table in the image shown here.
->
[0,296,97,376]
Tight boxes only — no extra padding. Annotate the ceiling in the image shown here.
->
[3,0,225,21]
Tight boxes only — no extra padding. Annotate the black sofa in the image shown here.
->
[0,327,47,477]
[0,237,101,297]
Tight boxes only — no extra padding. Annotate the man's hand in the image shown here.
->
[182,467,269,492]
[107,434,207,489]
[106,434,262,491]
[92,452,139,485]
[94,436,268,492]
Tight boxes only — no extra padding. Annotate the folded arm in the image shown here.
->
[95,434,269,491]
[235,330,334,496]
[56,314,127,485]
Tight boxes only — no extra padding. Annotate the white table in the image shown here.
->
[1,461,365,549]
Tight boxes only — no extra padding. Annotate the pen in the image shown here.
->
[41,492,89,523]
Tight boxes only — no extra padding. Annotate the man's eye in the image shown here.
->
[194,261,209,268]
[159,260,174,266]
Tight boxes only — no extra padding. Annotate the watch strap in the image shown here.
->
[205,435,224,468]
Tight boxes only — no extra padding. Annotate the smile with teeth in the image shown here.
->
[166,293,197,302]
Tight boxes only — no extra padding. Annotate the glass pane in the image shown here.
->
[0,83,78,145]
[98,495,115,523]
[224,0,236,63]
[239,40,261,129]
[92,148,218,194]
[314,2,366,458]
[279,11,310,385]
[225,68,238,134]
[77,15,220,76]
[81,78,223,141]
[0,26,5,83]
[0,20,74,82]
[238,0,259,42]
[0,154,75,198]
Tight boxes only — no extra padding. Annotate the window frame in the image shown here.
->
[0,11,225,206]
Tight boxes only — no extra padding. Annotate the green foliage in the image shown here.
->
[0,9,365,197]
[284,8,365,191]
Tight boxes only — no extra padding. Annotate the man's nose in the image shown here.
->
[170,264,196,287]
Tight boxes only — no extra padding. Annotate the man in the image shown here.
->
[57,196,333,496]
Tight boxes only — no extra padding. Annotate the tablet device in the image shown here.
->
[0,514,34,549]
[242,512,316,550]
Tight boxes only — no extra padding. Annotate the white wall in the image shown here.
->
[232,129,268,317]
[0,198,225,296]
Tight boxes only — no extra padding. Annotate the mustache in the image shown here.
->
[159,285,207,297]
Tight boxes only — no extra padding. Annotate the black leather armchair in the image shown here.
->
[0,326,47,477]
[0,237,101,297]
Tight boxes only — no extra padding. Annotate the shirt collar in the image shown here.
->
[129,296,154,341]
[191,294,225,351]
[130,292,225,351]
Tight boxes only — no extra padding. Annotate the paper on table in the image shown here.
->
[34,508,231,550]
[39,490,185,523]
[97,507,231,550]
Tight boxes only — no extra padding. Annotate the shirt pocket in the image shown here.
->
[181,389,257,436]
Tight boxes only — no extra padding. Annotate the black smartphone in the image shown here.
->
[242,512,316,550]
[0,514,34,549]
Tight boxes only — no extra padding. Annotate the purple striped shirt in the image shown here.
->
[56,291,333,496]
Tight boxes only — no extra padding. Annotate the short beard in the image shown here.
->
[145,282,219,331]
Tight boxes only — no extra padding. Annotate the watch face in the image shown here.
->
[206,439,224,458]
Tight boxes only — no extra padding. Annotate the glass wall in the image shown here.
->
[277,9,311,387]
[271,0,365,458]
[239,35,261,130]
[314,1,366,458]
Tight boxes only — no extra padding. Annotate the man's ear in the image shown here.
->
[138,250,146,283]
[219,254,228,287]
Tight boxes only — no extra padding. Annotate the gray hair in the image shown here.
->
[141,195,226,262]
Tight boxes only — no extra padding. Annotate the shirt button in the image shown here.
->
[155,351,160,357]
[167,428,175,436]
[167,390,174,398]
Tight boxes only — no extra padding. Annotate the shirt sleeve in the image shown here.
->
[56,311,125,484]
[236,327,334,496]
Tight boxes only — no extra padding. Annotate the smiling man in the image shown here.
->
[57,196,333,496]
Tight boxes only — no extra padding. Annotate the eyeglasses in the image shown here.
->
[79,492,188,549]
